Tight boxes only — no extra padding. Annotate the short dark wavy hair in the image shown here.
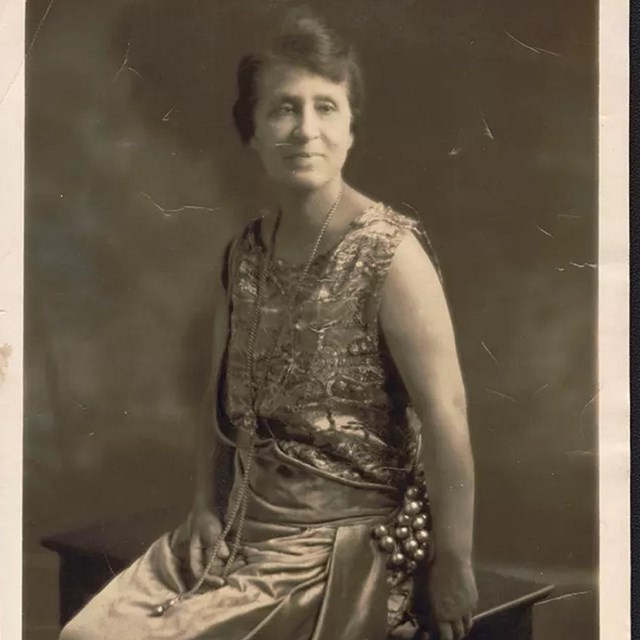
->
[232,9,364,145]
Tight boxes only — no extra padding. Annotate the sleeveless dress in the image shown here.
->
[59,202,436,640]
[223,201,424,488]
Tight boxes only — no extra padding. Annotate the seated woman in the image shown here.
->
[60,9,477,640]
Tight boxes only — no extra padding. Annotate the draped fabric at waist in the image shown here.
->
[215,438,409,640]
[215,409,408,519]
[230,441,401,531]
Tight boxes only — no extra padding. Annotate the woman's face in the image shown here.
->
[250,62,354,191]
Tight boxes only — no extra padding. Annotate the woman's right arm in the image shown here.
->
[182,289,233,581]
[193,285,231,515]
[175,240,237,581]
[171,297,231,581]
[173,289,234,582]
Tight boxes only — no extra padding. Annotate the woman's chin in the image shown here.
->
[274,169,335,191]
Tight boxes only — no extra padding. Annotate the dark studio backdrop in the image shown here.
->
[23,1,598,639]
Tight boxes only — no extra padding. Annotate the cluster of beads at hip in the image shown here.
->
[372,479,432,578]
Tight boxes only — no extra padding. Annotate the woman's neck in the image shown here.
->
[262,180,376,263]
[276,176,345,235]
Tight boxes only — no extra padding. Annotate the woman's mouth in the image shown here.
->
[285,152,323,159]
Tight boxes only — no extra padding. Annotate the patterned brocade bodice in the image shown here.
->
[223,203,431,488]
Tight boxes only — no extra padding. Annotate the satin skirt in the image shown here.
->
[58,441,419,640]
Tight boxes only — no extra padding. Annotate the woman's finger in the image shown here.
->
[462,613,473,635]
[200,557,227,589]
[201,554,246,587]
[201,574,227,588]
[202,535,231,561]
[191,536,237,580]
[438,622,454,640]
[203,543,236,573]
[197,514,230,560]
[198,519,219,548]
[216,540,231,560]
[189,534,206,577]
[451,619,466,640]
[169,522,188,553]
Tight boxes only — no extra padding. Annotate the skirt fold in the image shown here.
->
[60,444,404,640]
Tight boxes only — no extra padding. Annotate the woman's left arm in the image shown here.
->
[380,232,478,640]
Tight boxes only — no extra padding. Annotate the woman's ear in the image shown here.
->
[348,120,356,150]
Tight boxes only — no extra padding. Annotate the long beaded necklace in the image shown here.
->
[152,185,343,616]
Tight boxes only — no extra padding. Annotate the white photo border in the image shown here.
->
[0,0,630,637]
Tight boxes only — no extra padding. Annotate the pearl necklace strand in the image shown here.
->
[152,184,344,616]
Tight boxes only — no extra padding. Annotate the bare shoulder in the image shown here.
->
[385,231,441,293]
[380,230,457,360]
[380,228,452,329]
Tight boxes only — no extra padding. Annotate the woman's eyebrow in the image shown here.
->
[268,92,340,104]
[270,92,300,104]
[313,94,338,103]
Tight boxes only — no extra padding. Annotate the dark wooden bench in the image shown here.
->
[43,507,553,639]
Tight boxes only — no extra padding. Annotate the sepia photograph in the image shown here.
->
[0,0,625,638]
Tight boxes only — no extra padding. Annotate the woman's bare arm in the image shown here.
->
[193,287,230,514]
[174,282,234,581]
[380,232,477,639]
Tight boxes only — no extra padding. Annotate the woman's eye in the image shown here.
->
[317,103,336,114]
[275,104,295,116]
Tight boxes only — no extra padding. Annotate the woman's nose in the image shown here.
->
[294,106,320,140]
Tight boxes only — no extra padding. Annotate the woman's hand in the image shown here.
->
[427,554,478,640]
[171,506,232,587]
